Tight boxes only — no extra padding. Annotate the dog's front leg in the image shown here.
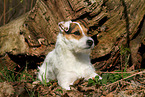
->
[57,72,77,90]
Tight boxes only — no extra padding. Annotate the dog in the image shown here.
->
[37,20,102,90]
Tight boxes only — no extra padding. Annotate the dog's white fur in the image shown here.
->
[38,21,102,90]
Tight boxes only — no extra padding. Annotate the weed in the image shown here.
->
[0,66,16,82]
[24,86,40,97]
[88,76,101,86]
[106,71,131,83]
[0,64,38,96]
[119,45,131,72]
[56,89,63,93]
[0,64,36,82]
[40,63,49,86]
[88,71,132,86]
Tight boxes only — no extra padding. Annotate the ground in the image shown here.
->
[0,67,144,97]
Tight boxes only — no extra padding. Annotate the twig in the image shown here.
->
[0,1,23,24]
[31,0,34,9]
[101,71,135,74]
[104,70,145,87]
[4,0,6,25]
[122,80,145,89]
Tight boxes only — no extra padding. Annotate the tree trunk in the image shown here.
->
[0,0,145,70]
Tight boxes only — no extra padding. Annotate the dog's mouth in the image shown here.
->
[84,46,91,49]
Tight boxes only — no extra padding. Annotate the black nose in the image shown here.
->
[87,40,93,47]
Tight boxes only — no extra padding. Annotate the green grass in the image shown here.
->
[0,66,16,82]
[0,64,132,85]
[88,71,132,86]
[119,45,131,72]
[86,45,132,86]
[25,86,38,97]
[0,64,35,82]
[0,64,39,96]
[41,63,48,86]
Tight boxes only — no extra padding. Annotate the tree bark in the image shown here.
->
[0,0,145,70]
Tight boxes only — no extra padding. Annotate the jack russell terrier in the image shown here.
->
[38,20,102,90]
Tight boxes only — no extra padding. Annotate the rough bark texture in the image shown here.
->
[0,0,145,70]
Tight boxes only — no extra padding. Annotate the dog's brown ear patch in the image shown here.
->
[58,21,72,33]
[63,22,84,40]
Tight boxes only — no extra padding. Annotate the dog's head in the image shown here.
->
[58,20,94,54]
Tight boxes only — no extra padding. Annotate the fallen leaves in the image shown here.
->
[0,69,145,97]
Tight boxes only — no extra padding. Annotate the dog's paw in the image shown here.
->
[65,87,71,90]
[59,82,71,90]
[61,85,71,90]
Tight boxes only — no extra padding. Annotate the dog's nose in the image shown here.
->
[87,40,93,47]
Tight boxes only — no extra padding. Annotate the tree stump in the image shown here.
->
[0,0,145,70]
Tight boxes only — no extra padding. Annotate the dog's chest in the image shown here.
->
[56,53,90,72]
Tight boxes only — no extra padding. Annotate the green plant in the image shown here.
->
[107,71,131,83]
[0,66,16,82]
[24,86,39,97]
[119,45,131,72]
[56,89,63,93]
[0,64,36,82]
[88,71,132,86]
[19,71,36,82]
[40,63,48,86]
[39,63,55,87]
[88,76,101,86]
[18,63,36,82]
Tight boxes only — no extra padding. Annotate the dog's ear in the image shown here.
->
[58,21,72,33]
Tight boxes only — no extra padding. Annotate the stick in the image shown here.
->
[104,70,145,87]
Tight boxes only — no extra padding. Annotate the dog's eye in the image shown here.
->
[73,31,80,35]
